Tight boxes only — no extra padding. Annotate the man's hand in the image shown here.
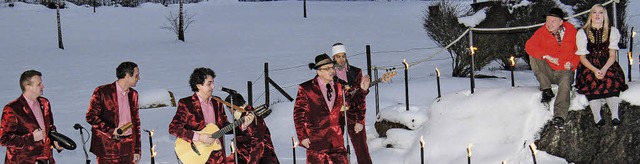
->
[300,138,310,148]
[198,133,215,144]
[133,154,140,163]
[33,129,44,141]
[354,123,364,134]
[360,75,371,91]
[241,113,255,130]
[53,141,64,151]
[564,62,572,70]
[543,55,559,65]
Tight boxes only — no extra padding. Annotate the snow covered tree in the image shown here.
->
[424,1,471,77]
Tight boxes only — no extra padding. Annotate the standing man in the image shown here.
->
[1,70,63,164]
[169,67,254,164]
[525,8,579,128]
[86,61,142,163]
[294,53,370,163]
[332,43,372,164]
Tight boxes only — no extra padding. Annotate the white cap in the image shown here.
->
[332,44,346,56]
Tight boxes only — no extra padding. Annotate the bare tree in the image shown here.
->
[161,9,194,41]
[56,0,64,49]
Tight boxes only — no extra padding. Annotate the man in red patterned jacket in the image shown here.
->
[1,70,63,164]
[169,67,254,164]
[86,61,142,163]
[224,93,279,164]
[294,53,369,163]
[332,43,372,164]
[525,8,579,129]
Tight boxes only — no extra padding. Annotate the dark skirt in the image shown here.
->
[575,55,628,101]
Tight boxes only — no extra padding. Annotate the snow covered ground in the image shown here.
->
[1,0,639,163]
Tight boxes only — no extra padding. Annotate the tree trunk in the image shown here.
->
[56,0,64,49]
[178,0,184,41]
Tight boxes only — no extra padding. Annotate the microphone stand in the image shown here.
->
[77,126,91,164]
[341,81,351,164]
[230,96,239,164]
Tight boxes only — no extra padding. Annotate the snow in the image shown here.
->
[1,1,640,164]
[458,7,487,27]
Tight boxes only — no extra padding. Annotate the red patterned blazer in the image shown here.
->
[169,93,237,164]
[85,82,141,157]
[294,76,364,151]
[0,96,57,164]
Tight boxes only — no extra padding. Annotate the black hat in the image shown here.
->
[308,53,336,70]
[225,93,246,107]
[542,8,566,20]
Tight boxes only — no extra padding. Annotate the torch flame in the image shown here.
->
[470,46,477,55]
[420,136,424,148]
[529,143,537,155]
[151,145,157,157]
[403,59,409,69]
[435,67,441,77]
[149,130,154,137]
[633,31,637,38]
[509,56,516,67]
[292,137,298,148]
[502,160,507,164]
[467,144,472,157]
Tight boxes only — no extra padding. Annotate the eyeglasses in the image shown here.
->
[317,67,335,71]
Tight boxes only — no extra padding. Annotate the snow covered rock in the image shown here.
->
[536,102,640,163]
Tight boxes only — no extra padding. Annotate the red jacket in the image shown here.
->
[525,21,580,71]
[86,82,141,157]
[294,76,365,151]
[1,96,57,164]
[344,65,369,125]
[231,105,280,164]
[169,93,238,164]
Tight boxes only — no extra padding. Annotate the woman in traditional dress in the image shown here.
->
[575,4,628,127]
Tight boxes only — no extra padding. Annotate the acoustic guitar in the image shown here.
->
[174,102,271,164]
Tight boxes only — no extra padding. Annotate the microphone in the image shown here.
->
[74,123,83,130]
[333,76,349,85]
[217,86,238,94]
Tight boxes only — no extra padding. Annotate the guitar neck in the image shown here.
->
[211,119,245,139]
[366,78,384,89]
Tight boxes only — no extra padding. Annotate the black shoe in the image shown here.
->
[612,118,621,126]
[595,119,605,127]
[553,117,564,129]
[541,89,555,103]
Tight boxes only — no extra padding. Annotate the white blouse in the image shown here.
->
[575,27,620,56]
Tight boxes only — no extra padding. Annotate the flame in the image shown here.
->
[467,144,472,157]
[529,143,537,155]
[502,160,507,164]
[420,136,425,148]
[150,130,154,137]
[470,46,478,55]
[633,31,637,38]
[509,56,516,67]
[230,141,236,153]
[435,67,441,77]
[151,145,157,157]
[403,59,409,68]
[292,137,298,148]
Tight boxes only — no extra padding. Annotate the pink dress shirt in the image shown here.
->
[24,95,45,129]
[317,77,336,111]
[115,82,133,136]
[193,94,215,142]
